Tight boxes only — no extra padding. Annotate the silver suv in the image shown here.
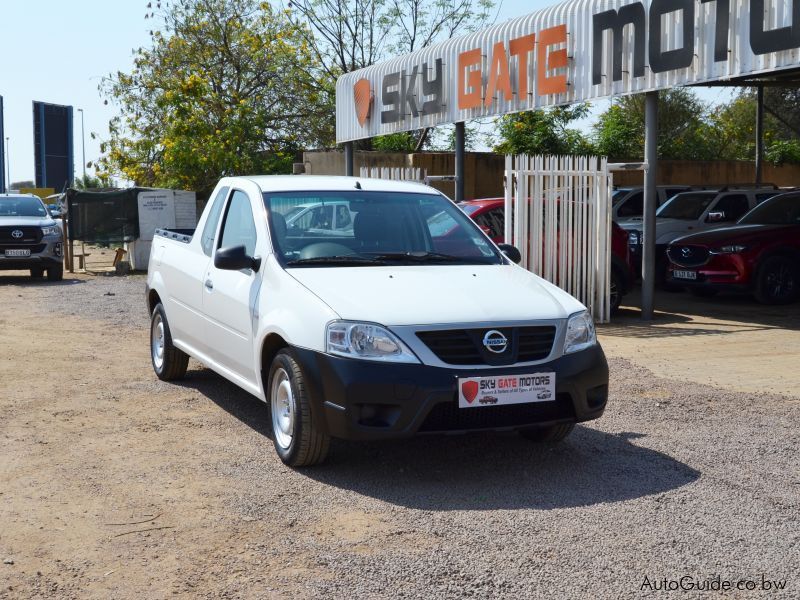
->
[0,194,64,280]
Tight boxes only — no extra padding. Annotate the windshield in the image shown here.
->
[738,193,800,225]
[656,192,716,220]
[612,189,633,204]
[264,191,503,267]
[0,196,48,217]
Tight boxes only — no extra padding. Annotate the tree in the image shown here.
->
[73,174,112,190]
[593,89,718,161]
[98,0,333,197]
[493,105,594,156]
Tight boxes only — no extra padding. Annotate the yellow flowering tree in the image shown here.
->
[98,0,334,197]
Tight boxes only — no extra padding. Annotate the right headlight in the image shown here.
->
[564,310,596,355]
[628,230,641,245]
[325,321,419,363]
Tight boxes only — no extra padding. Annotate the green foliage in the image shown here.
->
[493,105,594,156]
[73,174,112,189]
[372,132,419,152]
[98,0,332,197]
[765,139,800,165]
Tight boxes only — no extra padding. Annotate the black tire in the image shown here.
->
[30,267,45,279]
[754,255,799,305]
[689,287,718,298]
[518,423,575,442]
[610,268,623,314]
[46,264,63,281]
[267,349,330,467]
[150,303,189,381]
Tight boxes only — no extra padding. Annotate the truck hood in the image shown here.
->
[0,216,57,227]
[287,264,584,326]
[670,223,796,246]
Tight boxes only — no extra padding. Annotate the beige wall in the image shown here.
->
[303,151,800,196]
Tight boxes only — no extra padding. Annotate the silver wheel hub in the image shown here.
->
[271,368,295,450]
[152,314,165,370]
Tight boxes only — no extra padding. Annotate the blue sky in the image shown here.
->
[0,0,734,184]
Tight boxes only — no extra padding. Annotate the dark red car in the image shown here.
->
[459,198,635,313]
[667,191,800,304]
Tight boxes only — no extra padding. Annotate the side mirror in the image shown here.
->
[214,245,261,272]
[706,211,725,223]
[497,243,522,264]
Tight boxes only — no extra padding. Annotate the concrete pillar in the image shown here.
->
[755,85,764,185]
[642,91,658,321]
[344,142,354,177]
[455,122,465,201]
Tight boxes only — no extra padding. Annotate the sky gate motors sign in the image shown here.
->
[336,0,800,142]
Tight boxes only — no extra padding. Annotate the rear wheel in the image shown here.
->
[46,264,63,281]
[30,267,45,279]
[754,256,799,305]
[518,423,575,442]
[150,303,189,380]
[268,349,329,467]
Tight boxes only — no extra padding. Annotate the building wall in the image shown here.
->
[303,151,800,198]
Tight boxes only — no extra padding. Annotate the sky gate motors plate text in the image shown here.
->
[336,0,800,142]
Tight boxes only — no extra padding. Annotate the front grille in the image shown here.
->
[0,226,42,244]
[417,326,556,366]
[668,245,710,267]
[0,243,46,254]
[419,393,575,432]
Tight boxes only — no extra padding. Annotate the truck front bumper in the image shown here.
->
[0,239,63,271]
[292,345,609,441]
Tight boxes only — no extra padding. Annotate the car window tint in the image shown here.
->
[488,208,505,238]
[200,186,229,256]
[714,194,749,221]
[617,191,643,217]
[219,190,257,256]
[335,205,352,229]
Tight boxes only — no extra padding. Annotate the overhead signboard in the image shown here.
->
[33,101,74,192]
[336,0,800,142]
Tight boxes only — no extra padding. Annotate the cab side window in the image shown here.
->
[714,194,749,222]
[219,190,257,256]
[617,192,644,217]
[201,186,229,256]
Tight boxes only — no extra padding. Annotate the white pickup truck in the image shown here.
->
[146,176,608,466]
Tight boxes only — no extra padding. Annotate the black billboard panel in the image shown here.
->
[33,101,74,192]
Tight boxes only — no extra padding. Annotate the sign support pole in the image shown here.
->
[344,142,354,176]
[755,85,764,185]
[642,91,658,321]
[455,122,465,201]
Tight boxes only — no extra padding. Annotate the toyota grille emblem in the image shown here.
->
[482,330,508,354]
[681,247,692,257]
[11,229,24,239]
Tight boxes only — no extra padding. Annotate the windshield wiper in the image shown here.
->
[285,255,387,266]
[366,251,481,263]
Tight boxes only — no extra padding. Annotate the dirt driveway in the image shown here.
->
[1,272,798,598]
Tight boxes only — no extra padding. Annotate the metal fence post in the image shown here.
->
[642,91,659,321]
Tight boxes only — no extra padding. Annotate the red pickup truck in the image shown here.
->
[667,191,800,304]
[459,198,635,313]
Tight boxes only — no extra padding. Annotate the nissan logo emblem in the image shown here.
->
[482,330,508,354]
[11,229,23,239]
[681,247,692,257]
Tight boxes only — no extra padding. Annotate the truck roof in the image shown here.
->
[239,175,438,195]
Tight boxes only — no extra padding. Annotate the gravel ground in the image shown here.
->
[1,272,798,598]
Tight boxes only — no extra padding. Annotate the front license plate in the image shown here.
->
[673,269,697,280]
[4,249,31,257]
[458,373,556,408]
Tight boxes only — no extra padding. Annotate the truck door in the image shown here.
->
[203,188,264,387]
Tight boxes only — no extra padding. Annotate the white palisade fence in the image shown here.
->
[359,166,427,182]
[504,155,613,323]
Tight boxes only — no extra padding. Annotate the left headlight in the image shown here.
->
[326,321,420,363]
[711,244,747,254]
[41,225,61,236]
[564,310,596,355]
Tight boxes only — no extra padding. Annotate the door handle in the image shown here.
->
[204,279,214,291]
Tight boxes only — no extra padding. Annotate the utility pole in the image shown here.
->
[77,108,87,181]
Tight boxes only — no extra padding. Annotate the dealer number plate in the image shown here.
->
[458,373,556,408]
[4,249,31,257]
[673,270,697,280]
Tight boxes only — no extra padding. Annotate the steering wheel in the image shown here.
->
[299,242,355,259]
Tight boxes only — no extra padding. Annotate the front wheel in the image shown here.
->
[268,349,330,467]
[46,264,63,281]
[150,303,189,381]
[609,268,623,314]
[30,267,45,279]
[754,256,799,305]
[518,423,575,442]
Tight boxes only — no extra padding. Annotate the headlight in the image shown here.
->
[564,310,596,355]
[628,230,641,245]
[41,225,61,236]
[326,321,419,363]
[711,244,747,254]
